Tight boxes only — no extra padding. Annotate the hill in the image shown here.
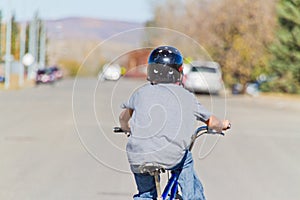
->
[45,17,145,70]
[46,17,144,41]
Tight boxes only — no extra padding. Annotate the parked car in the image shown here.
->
[100,64,121,81]
[183,61,223,94]
[50,66,63,80]
[35,66,63,85]
[36,68,56,84]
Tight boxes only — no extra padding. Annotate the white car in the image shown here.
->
[100,64,121,81]
[183,61,223,94]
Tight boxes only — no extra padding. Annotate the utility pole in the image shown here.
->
[19,22,26,86]
[5,13,12,89]
[35,18,40,66]
[28,14,37,80]
[0,10,2,60]
[39,21,46,69]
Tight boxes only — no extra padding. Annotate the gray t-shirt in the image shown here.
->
[122,83,211,172]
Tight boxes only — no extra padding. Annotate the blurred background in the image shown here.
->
[0,0,299,94]
[0,1,300,200]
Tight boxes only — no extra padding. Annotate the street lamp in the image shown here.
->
[22,53,35,80]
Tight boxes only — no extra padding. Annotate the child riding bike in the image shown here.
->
[119,46,230,199]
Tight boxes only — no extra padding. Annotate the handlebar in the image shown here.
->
[113,127,131,136]
[194,126,226,137]
[189,124,231,151]
[113,124,230,138]
[113,127,126,133]
[113,124,231,156]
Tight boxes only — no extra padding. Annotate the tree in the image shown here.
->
[206,0,276,90]
[268,0,300,93]
[146,0,277,92]
[11,13,20,60]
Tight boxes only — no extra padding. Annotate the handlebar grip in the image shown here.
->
[207,128,225,135]
[113,127,124,133]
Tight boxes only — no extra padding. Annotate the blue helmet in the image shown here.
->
[147,46,183,84]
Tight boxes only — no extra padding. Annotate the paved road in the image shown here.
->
[0,78,299,200]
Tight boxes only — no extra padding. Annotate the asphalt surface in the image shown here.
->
[0,78,299,200]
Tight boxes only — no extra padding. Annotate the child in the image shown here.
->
[119,46,230,199]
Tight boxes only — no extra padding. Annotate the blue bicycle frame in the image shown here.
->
[159,126,208,200]
[161,171,180,199]
[113,125,227,200]
[160,125,224,200]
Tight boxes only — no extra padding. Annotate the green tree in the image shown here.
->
[11,13,20,59]
[268,0,300,93]
[25,24,30,54]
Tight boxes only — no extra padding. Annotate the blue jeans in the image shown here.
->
[132,151,206,200]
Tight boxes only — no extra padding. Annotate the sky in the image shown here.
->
[0,0,157,23]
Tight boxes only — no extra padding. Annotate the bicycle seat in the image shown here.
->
[139,163,166,176]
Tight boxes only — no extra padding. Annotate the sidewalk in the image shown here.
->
[228,92,300,112]
[0,74,35,90]
[258,93,300,111]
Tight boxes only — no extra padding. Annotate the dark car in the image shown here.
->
[36,66,63,84]
[36,68,56,84]
[49,66,63,80]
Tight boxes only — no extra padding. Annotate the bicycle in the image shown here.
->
[113,125,230,200]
